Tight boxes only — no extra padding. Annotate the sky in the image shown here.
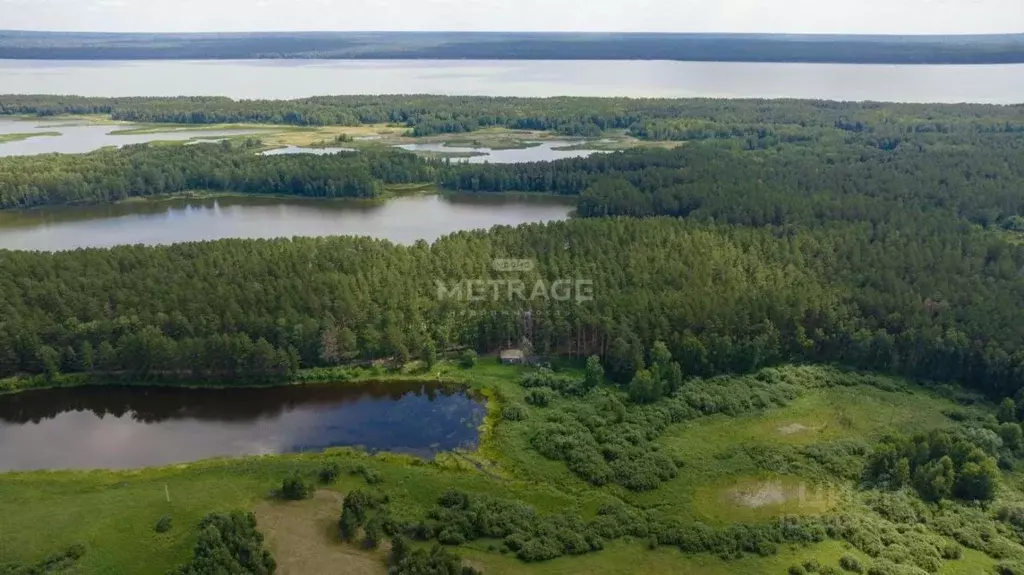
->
[0,0,1020,35]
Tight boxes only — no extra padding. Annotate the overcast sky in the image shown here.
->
[1,0,1020,35]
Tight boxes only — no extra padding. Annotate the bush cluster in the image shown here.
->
[171,511,275,575]
[501,405,528,421]
[318,463,341,484]
[154,515,173,533]
[350,463,383,485]
[866,429,1000,502]
[529,369,799,490]
[388,537,481,575]
[338,489,391,548]
[0,544,86,575]
[408,490,834,563]
[279,473,314,500]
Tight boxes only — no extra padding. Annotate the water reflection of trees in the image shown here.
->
[0,382,472,425]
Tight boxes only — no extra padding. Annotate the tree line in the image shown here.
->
[3,94,1023,138]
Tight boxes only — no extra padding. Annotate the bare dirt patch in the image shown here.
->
[777,423,810,435]
[255,490,387,575]
[729,480,790,508]
[777,422,826,436]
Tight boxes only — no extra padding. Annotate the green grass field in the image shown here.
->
[0,362,1018,574]
[0,131,61,144]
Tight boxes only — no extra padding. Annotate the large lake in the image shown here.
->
[0,382,484,471]
[0,117,267,157]
[1,59,1021,103]
[0,194,574,251]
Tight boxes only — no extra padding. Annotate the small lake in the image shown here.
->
[396,141,606,163]
[0,193,574,251]
[0,382,484,471]
[259,145,357,155]
[0,117,266,157]
[1,59,1021,103]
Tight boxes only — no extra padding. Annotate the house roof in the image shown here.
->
[500,349,525,359]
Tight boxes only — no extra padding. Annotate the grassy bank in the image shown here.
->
[0,131,61,144]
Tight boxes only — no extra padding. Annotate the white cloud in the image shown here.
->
[0,0,1019,34]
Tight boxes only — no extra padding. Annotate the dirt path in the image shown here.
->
[255,490,388,575]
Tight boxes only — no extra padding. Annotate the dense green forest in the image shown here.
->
[4,94,1024,136]
[439,133,1024,229]
[1,31,1022,63]
[0,141,433,208]
[4,216,1024,400]
[4,96,1024,401]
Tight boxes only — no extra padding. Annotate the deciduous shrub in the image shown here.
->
[997,562,1024,575]
[388,538,480,575]
[0,544,88,574]
[350,463,384,485]
[155,515,173,533]
[172,511,275,575]
[525,387,556,407]
[501,405,528,421]
[318,463,341,484]
[279,473,313,500]
[458,350,477,369]
[840,555,864,573]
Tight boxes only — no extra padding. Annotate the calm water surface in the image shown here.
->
[396,140,607,163]
[0,194,574,251]
[259,145,357,155]
[0,117,267,157]
[0,382,484,471]
[1,60,1020,103]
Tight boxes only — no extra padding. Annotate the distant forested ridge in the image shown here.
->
[3,94,1024,136]
[0,31,1023,63]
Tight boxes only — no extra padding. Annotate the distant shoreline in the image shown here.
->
[1,30,1022,63]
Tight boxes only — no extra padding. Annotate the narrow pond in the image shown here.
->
[0,382,484,471]
[395,140,606,163]
[0,194,575,251]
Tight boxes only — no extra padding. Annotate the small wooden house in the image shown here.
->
[500,349,525,365]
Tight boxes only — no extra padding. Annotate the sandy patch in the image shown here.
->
[777,422,825,436]
[729,480,790,508]
[778,423,810,435]
[255,490,388,575]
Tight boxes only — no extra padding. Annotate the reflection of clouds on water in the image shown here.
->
[395,141,607,164]
[0,194,573,251]
[0,118,267,157]
[3,60,1019,102]
[0,384,484,471]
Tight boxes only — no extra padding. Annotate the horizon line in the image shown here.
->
[2,29,1023,38]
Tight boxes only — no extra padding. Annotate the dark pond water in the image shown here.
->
[0,118,267,157]
[1,59,1021,103]
[0,193,574,251]
[0,382,484,471]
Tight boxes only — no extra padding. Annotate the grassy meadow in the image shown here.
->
[0,362,1020,574]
